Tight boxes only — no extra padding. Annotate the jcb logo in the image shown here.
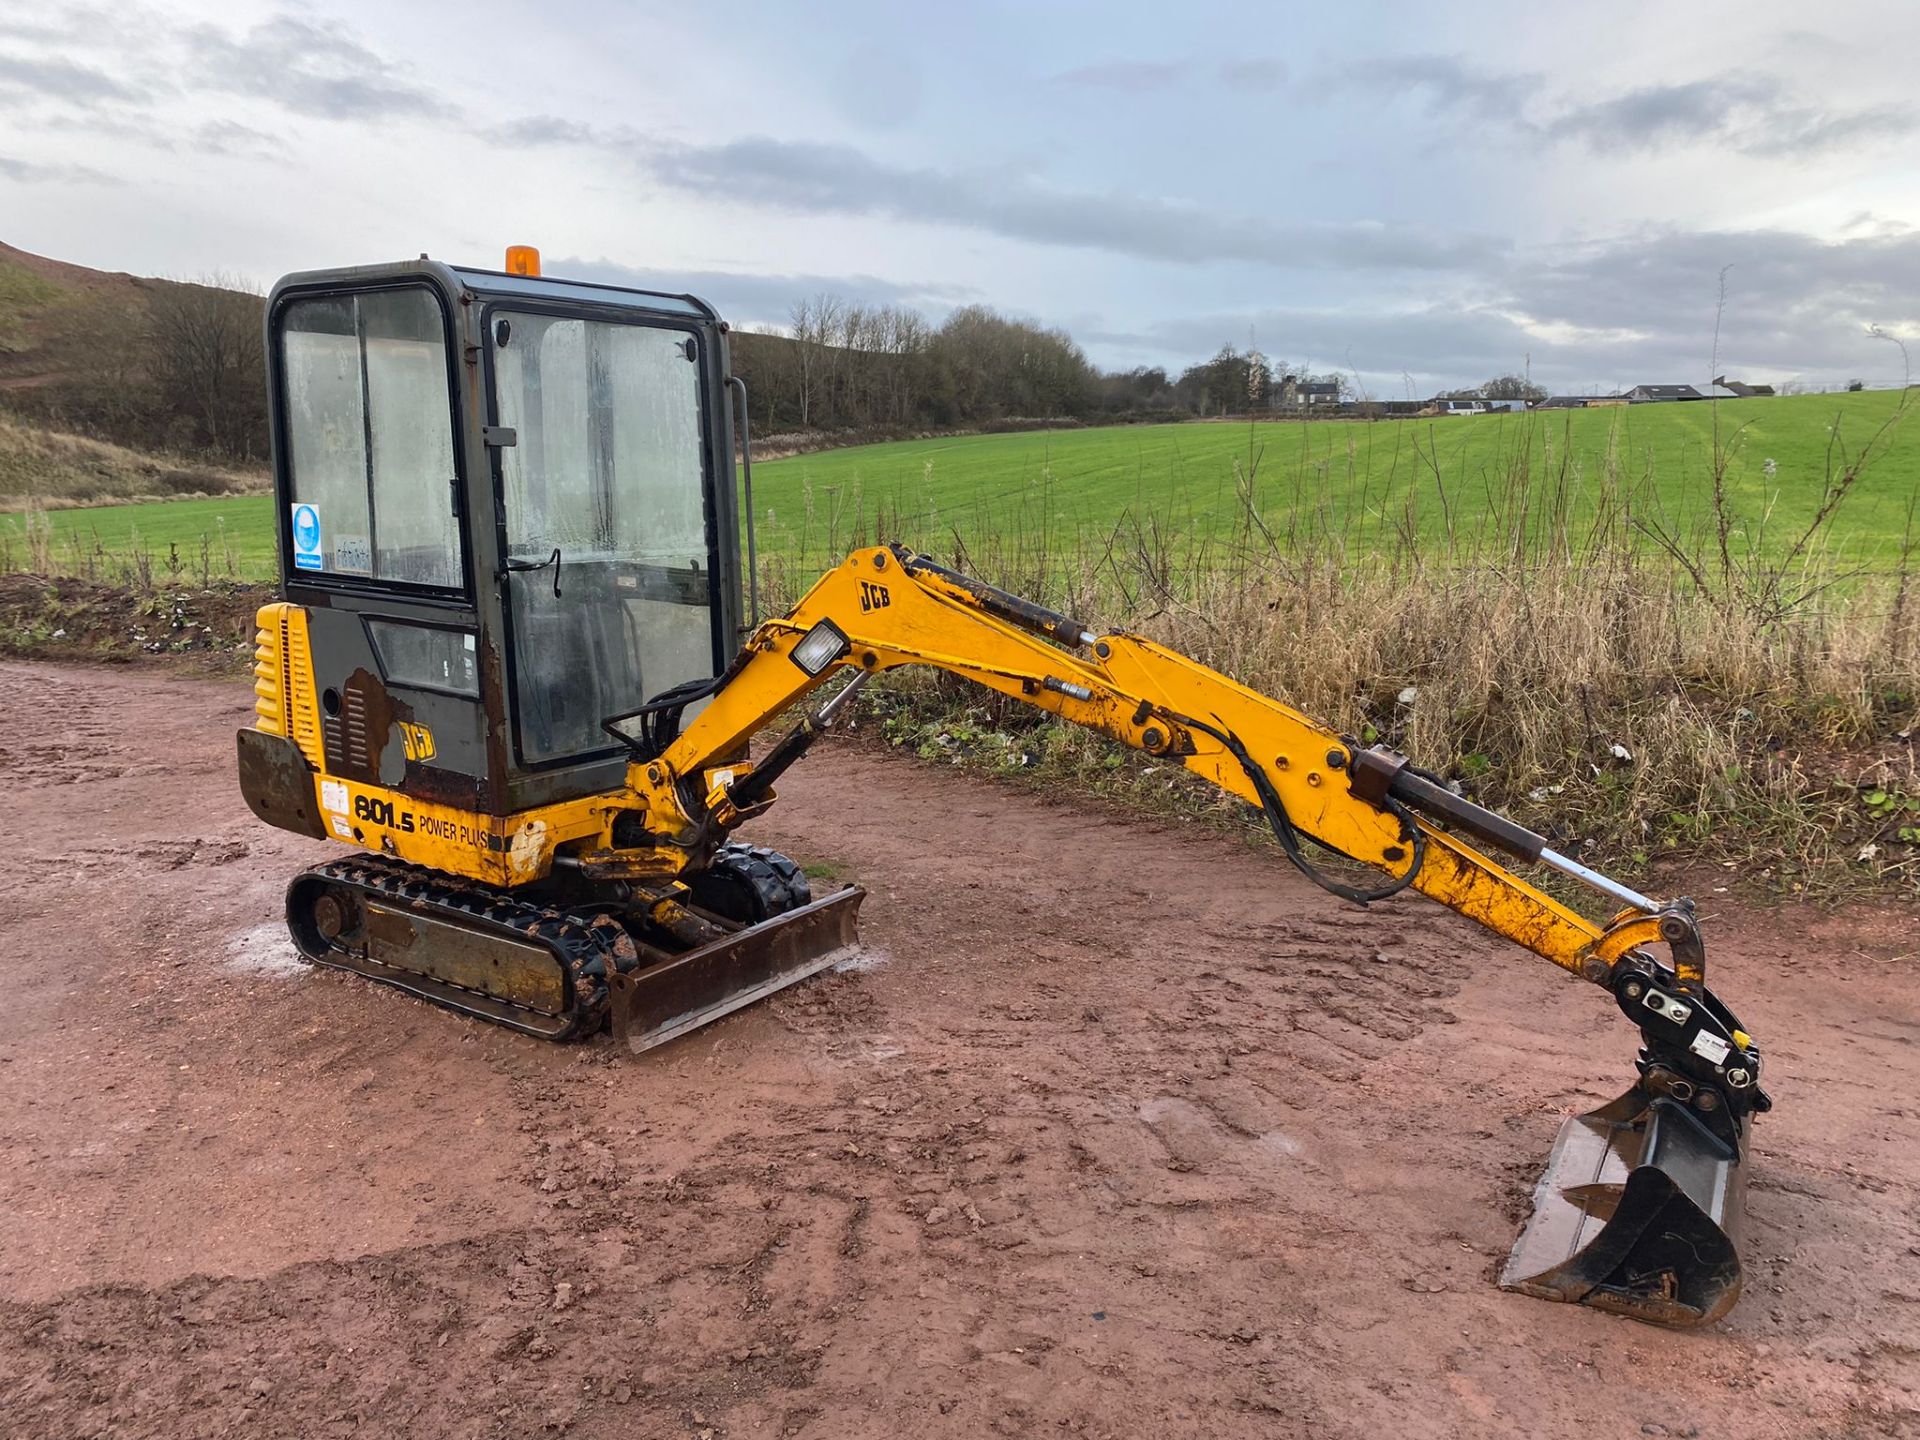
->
[859,581,891,613]
[399,722,436,763]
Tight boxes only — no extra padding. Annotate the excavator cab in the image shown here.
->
[256,251,742,810]
[240,249,1766,1330]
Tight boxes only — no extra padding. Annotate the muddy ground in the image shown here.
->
[1,657,1916,1440]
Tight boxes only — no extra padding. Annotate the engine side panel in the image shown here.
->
[242,601,610,886]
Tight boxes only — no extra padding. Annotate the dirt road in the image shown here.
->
[1,658,1916,1439]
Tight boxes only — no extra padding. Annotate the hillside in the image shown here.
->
[0,240,269,465]
[0,240,159,385]
[0,244,266,511]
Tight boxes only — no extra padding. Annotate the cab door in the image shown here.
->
[488,309,722,767]
[272,282,489,804]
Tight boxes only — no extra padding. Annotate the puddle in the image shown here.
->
[835,947,889,974]
[225,922,308,978]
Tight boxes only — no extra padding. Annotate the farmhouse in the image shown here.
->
[1277,375,1341,409]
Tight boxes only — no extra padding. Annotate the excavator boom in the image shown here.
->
[600,545,1768,1326]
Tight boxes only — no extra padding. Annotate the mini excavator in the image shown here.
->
[238,248,1769,1328]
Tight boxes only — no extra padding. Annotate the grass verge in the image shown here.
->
[2,390,1916,899]
[0,414,266,509]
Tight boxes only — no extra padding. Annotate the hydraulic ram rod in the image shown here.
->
[1352,745,1659,913]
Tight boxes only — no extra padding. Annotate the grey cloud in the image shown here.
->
[3,11,455,126]
[1067,222,1920,389]
[28,111,282,157]
[1546,74,1914,157]
[1091,227,1920,390]
[1051,57,1285,93]
[1503,227,1920,370]
[1332,55,1911,160]
[37,111,159,143]
[484,114,608,147]
[193,119,287,158]
[1548,75,1779,150]
[1051,60,1190,91]
[0,7,117,43]
[638,136,1506,272]
[0,51,145,108]
[550,257,979,329]
[0,153,118,184]
[1734,102,1915,157]
[1349,53,1539,126]
[1219,58,1286,92]
[184,16,452,120]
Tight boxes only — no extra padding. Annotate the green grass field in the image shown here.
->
[754,391,1918,569]
[5,494,276,581]
[10,391,1914,583]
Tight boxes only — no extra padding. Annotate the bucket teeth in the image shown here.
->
[1501,1087,1743,1327]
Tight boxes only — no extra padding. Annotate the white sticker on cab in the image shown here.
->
[321,780,350,814]
[1689,1031,1732,1066]
[333,534,372,576]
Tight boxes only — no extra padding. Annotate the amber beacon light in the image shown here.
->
[504,245,542,277]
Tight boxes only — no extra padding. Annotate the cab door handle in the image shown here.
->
[501,547,563,598]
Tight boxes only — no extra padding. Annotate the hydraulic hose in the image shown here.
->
[1172,710,1427,905]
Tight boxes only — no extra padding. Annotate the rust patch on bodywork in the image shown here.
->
[404,762,485,811]
[321,667,404,784]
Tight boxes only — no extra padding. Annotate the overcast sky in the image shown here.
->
[3,0,1917,393]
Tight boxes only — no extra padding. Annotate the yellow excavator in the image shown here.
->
[237,248,1767,1328]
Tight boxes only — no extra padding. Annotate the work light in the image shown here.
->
[789,619,851,675]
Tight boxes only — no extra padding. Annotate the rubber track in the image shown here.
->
[297,855,635,1040]
[703,842,811,918]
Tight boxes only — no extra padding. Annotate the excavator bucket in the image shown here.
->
[606,887,866,1054]
[1500,1086,1744,1327]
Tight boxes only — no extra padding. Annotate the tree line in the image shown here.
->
[730,298,1102,433]
[7,276,1487,466]
[732,317,1360,434]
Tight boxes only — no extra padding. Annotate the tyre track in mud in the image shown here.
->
[1,659,1918,1438]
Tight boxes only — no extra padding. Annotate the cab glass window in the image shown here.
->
[279,287,462,588]
[492,312,716,763]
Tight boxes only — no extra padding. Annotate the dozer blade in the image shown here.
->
[1500,1086,1743,1327]
[608,886,866,1054]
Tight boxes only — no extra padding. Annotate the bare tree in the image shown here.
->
[147,272,266,459]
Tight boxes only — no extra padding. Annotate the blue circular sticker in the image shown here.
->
[292,504,320,549]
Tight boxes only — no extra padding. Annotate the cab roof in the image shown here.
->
[450,265,717,321]
[267,258,721,326]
